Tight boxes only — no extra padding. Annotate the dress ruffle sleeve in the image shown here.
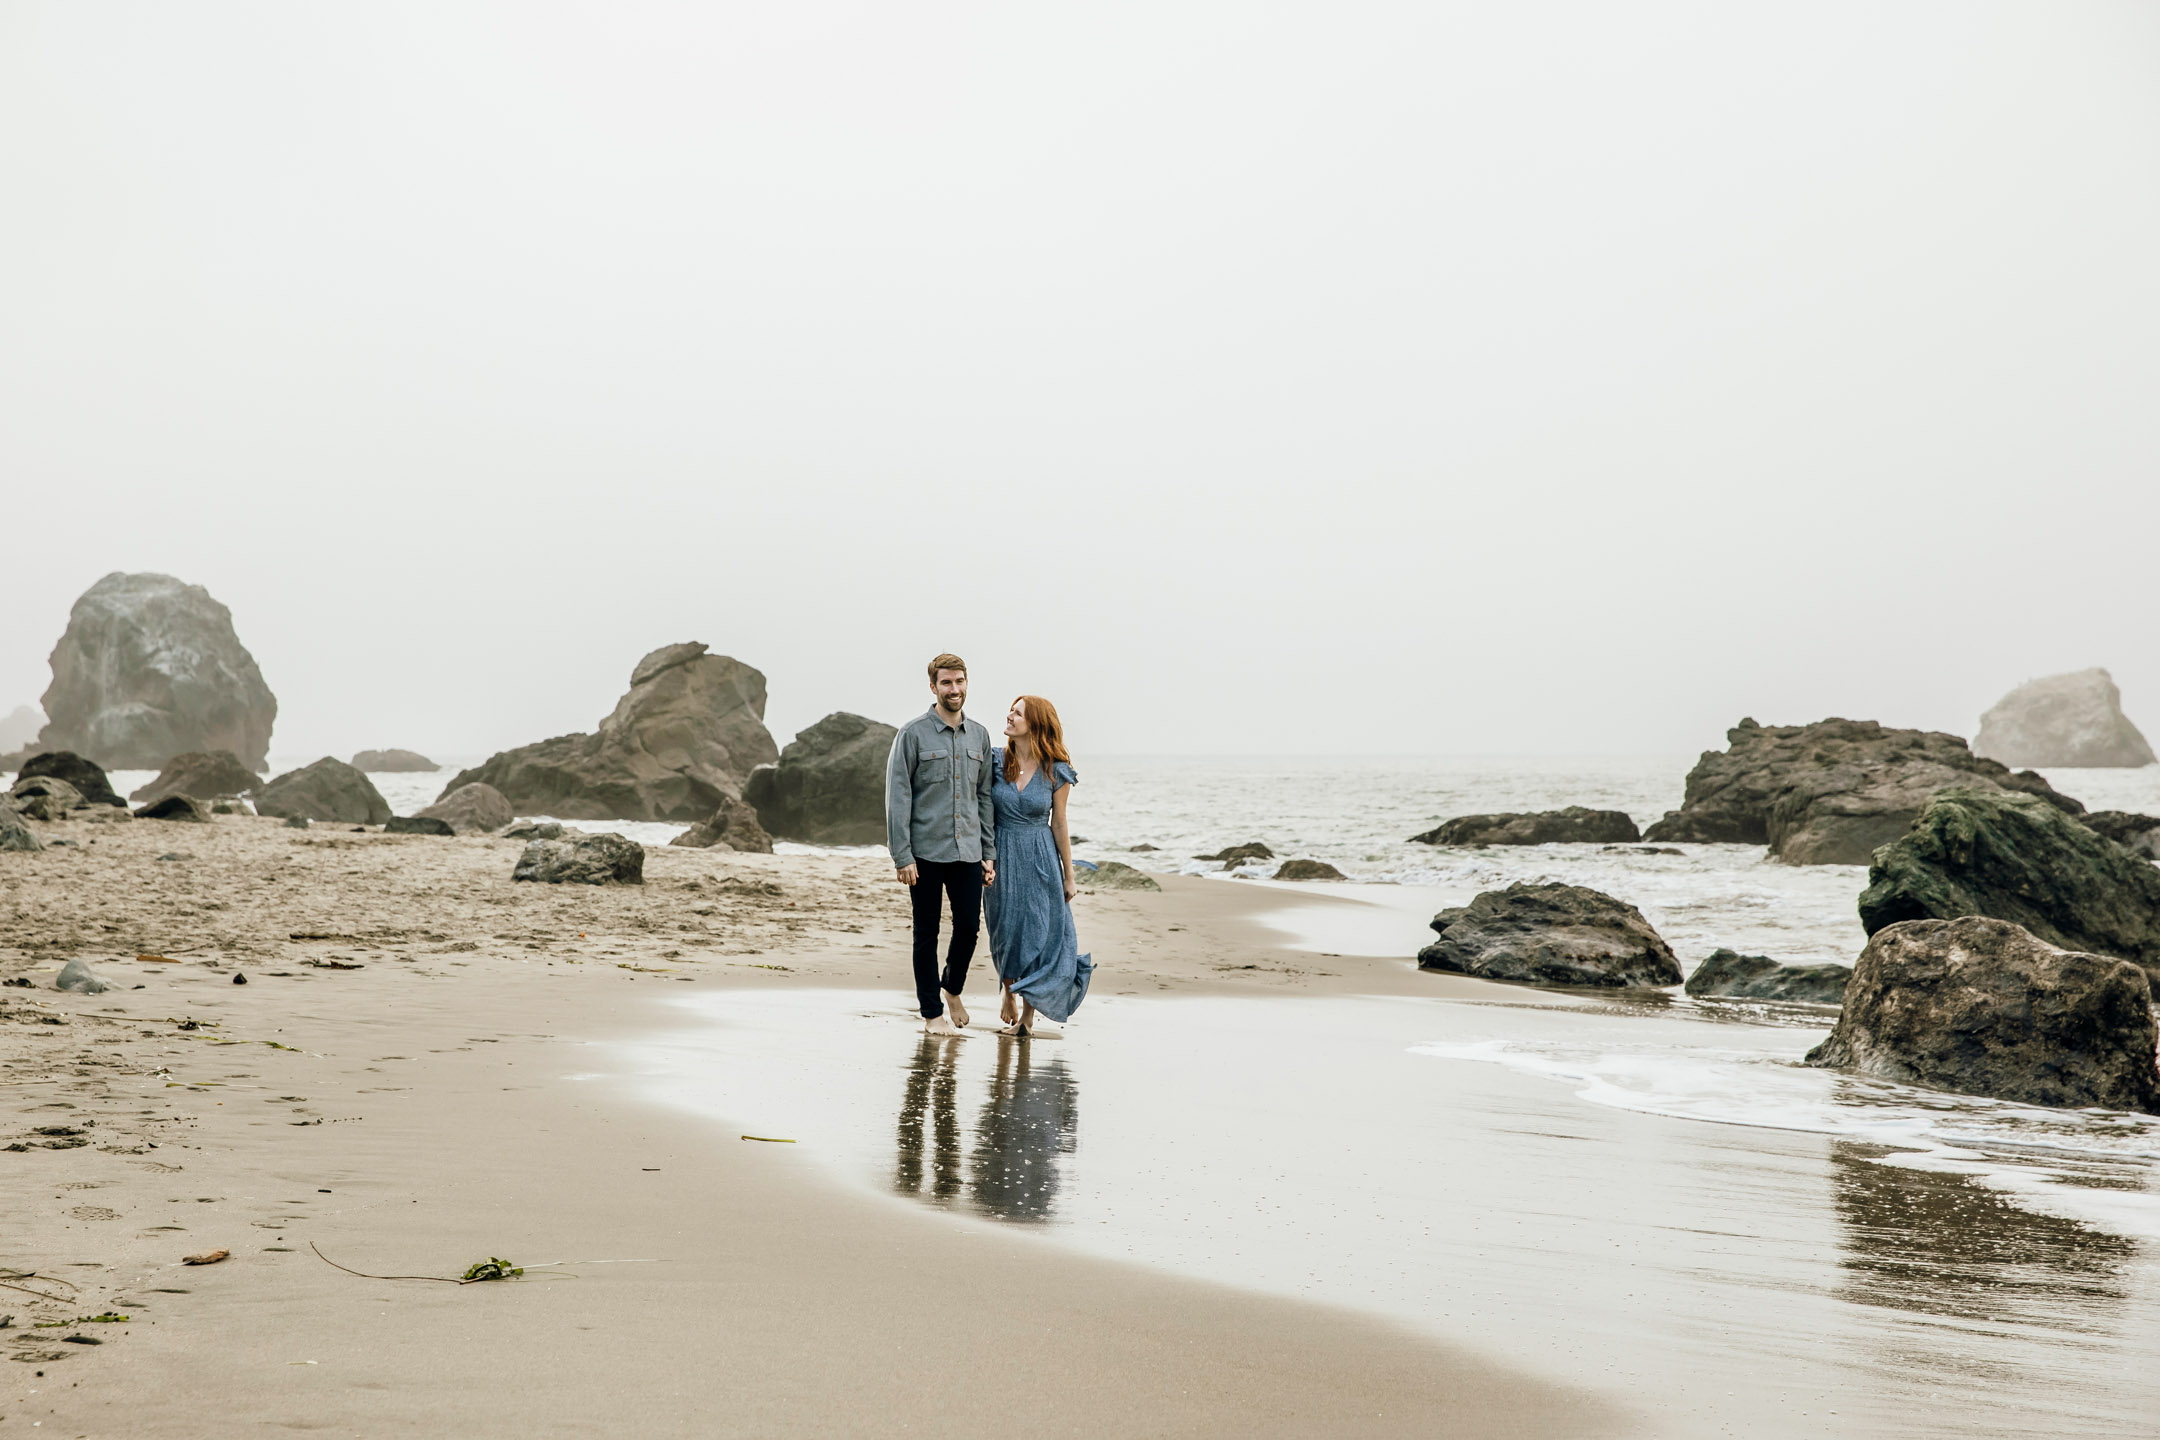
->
[1052,760,1078,790]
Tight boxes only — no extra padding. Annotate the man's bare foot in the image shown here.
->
[943,991,970,1028]
[923,1014,963,1037]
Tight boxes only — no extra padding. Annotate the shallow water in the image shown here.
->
[620,985,2160,1440]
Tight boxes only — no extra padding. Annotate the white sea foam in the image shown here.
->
[1413,1034,2160,1241]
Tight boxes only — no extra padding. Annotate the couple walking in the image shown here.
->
[886,652,1092,1037]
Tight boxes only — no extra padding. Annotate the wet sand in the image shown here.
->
[0,814,1612,1437]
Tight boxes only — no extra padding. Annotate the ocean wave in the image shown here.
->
[1414,1036,2160,1241]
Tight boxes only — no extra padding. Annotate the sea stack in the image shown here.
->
[36,572,277,770]
[1973,669,2155,769]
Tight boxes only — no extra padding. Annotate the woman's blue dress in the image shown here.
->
[984,751,1093,1024]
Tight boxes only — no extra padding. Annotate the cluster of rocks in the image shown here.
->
[1642,717,2081,865]
[441,643,777,823]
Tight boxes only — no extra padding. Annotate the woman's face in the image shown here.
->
[1004,700,1029,739]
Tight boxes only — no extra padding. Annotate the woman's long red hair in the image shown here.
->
[1004,695,1072,783]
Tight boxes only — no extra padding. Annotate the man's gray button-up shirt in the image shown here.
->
[886,708,997,868]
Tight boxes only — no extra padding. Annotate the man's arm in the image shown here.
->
[886,727,917,882]
[976,727,998,866]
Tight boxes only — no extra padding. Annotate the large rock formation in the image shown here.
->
[440,644,777,823]
[1806,917,2160,1113]
[1683,949,1850,1005]
[1418,883,1682,988]
[2084,811,2160,862]
[16,752,124,807]
[253,758,392,825]
[129,750,261,804]
[512,831,645,885]
[415,782,514,835]
[36,573,276,770]
[352,749,438,772]
[1857,788,2160,982]
[1643,717,2082,865]
[1974,669,2155,769]
[669,795,774,852]
[741,712,895,844]
[1412,808,1641,846]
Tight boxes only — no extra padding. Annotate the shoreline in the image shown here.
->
[1,814,1616,1437]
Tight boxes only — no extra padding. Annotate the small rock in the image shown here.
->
[129,750,261,804]
[352,748,439,772]
[1128,843,1159,852]
[232,973,247,984]
[414,782,514,835]
[1273,859,1346,881]
[511,832,646,885]
[1683,949,1851,1005]
[384,815,456,836]
[1806,917,2160,1111]
[0,806,39,853]
[54,957,111,994]
[1197,842,1274,867]
[283,815,310,829]
[156,852,193,862]
[181,1249,229,1265]
[1074,861,1161,892]
[1412,808,1641,846]
[502,820,565,841]
[1419,882,1682,988]
[670,795,774,852]
[134,794,214,823]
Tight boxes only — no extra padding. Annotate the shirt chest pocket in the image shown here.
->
[920,748,952,782]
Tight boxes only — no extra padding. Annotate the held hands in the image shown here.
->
[982,860,996,886]
[896,863,919,887]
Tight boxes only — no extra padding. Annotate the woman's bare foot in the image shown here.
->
[1020,999,1039,1032]
[943,990,970,1028]
[999,984,1018,1026]
[995,1021,1029,1037]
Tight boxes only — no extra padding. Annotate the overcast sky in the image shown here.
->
[4,2,2156,761]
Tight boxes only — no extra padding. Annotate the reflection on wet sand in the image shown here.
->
[893,1035,1079,1222]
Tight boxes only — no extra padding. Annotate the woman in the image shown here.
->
[983,695,1092,1037]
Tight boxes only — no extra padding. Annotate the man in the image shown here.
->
[887,652,997,1035]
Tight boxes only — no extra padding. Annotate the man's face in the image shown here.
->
[932,668,968,714]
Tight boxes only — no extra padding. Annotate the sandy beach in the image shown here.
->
[1,815,1617,1437]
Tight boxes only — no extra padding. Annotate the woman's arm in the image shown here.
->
[1052,783,1076,902]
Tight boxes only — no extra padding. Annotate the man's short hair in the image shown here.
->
[927,653,968,684]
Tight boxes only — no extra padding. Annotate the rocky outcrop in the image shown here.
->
[17,752,123,807]
[36,572,277,770]
[352,749,439,772]
[440,643,777,823]
[135,794,214,822]
[2082,811,2160,862]
[1857,788,2160,982]
[1683,949,1850,1005]
[669,795,774,852]
[1974,669,2155,769]
[1075,861,1161,892]
[1418,883,1682,988]
[740,712,895,844]
[1806,917,2160,1112]
[253,758,392,825]
[1198,842,1274,867]
[130,750,261,804]
[385,815,455,836]
[1274,859,1346,881]
[1643,718,2082,865]
[1412,808,1641,846]
[512,831,645,885]
[414,782,514,835]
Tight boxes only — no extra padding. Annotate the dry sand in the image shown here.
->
[1,813,1616,1437]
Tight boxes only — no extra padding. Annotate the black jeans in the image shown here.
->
[909,859,983,1018]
